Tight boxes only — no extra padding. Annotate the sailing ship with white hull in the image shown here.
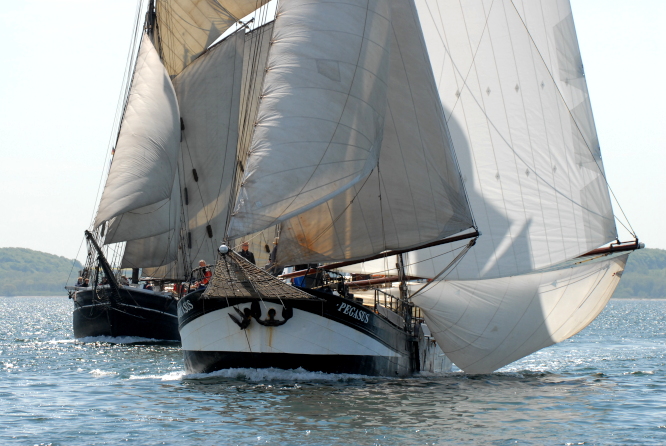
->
[177,0,641,376]
[83,0,640,373]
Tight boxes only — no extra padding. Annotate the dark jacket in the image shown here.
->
[239,249,256,265]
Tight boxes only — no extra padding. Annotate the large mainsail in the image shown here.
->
[406,0,616,281]
[228,0,393,239]
[407,0,626,373]
[94,33,181,230]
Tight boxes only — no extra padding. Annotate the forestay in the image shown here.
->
[228,0,392,239]
[94,34,180,229]
[173,31,245,268]
[155,0,270,75]
[275,0,474,265]
[407,0,617,280]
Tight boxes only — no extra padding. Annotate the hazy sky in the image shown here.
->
[0,0,663,262]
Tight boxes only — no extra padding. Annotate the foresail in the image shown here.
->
[412,254,627,374]
[228,0,392,239]
[142,258,188,280]
[121,217,181,269]
[155,0,270,76]
[407,0,617,280]
[173,31,245,268]
[275,0,474,265]
[94,34,180,229]
[104,175,181,244]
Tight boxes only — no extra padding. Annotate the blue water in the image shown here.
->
[1,297,664,445]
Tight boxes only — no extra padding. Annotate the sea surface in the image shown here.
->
[0,297,664,445]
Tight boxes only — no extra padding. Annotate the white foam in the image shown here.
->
[90,369,118,377]
[76,336,177,344]
[128,371,186,381]
[46,339,77,345]
[183,367,368,382]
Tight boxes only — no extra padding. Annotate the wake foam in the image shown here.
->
[90,369,117,377]
[75,336,178,345]
[129,371,185,381]
[184,367,368,382]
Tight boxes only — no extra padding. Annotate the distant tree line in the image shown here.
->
[0,248,82,296]
[612,248,666,299]
[0,246,663,298]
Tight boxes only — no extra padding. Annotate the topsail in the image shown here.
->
[155,0,270,75]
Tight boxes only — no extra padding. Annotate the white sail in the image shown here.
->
[406,0,616,280]
[141,262,189,279]
[228,0,392,239]
[94,34,180,229]
[275,0,474,265]
[121,227,181,269]
[104,178,181,244]
[173,31,245,268]
[155,0,270,75]
[238,22,274,164]
[118,170,183,269]
[413,254,627,374]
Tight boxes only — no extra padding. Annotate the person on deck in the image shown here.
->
[267,237,283,276]
[198,259,212,289]
[239,242,256,265]
[75,277,85,287]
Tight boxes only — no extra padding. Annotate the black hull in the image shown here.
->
[178,288,418,376]
[184,351,413,376]
[72,287,180,341]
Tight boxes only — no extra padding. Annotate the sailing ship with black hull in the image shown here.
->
[69,231,180,340]
[70,1,287,341]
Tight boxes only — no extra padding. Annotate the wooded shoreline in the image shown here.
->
[1,246,664,299]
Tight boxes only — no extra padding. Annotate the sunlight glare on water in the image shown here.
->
[0,297,665,445]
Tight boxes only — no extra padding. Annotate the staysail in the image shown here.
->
[94,33,181,230]
[228,0,393,239]
[416,254,627,373]
[274,0,475,265]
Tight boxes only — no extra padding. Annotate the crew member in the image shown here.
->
[267,237,283,276]
[198,259,212,288]
[239,242,256,265]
